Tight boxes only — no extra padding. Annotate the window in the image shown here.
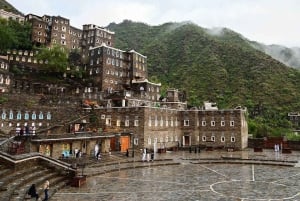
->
[116,119,120,127]
[202,121,206,126]
[105,117,111,126]
[211,121,215,126]
[134,120,139,127]
[125,119,129,127]
[221,121,225,126]
[39,112,43,119]
[184,120,189,126]
[202,136,206,142]
[221,136,225,142]
[230,121,234,127]
[17,112,22,120]
[1,112,6,120]
[32,112,36,120]
[231,137,235,142]
[211,136,215,142]
[46,112,51,120]
[148,137,151,145]
[148,116,152,127]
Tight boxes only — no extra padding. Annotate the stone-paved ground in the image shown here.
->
[51,149,300,201]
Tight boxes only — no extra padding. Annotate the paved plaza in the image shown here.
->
[52,149,300,201]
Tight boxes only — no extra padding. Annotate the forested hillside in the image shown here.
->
[108,20,300,136]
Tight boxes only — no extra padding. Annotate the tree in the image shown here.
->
[36,45,68,73]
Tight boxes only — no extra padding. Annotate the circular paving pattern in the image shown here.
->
[53,163,300,201]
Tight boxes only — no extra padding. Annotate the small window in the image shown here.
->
[221,121,225,126]
[202,136,206,142]
[211,136,215,142]
[230,121,234,127]
[116,119,120,127]
[105,117,111,126]
[211,121,215,126]
[221,136,225,142]
[134,120,139,127]
[184,120,189,126]
[202,121,206,126]
[231,137,235,142]
[125,120,129,127]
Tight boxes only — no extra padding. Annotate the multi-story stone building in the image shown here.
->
[0,9,24,23]
[25,14,82,50]
[0,12,249,159]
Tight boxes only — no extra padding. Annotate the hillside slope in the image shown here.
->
[108,20,300,118]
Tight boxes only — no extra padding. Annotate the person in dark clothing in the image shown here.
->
[28,184,39,201]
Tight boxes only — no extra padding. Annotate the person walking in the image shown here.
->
[28,184,39,201]
[42,180,49,201]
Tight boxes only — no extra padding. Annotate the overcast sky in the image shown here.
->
[7,0,300,47]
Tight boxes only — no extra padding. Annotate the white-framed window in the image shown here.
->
[231,136,235,142]
[202,121,206,126]
[24,112,29,120]
[32,112,36,120]
[221,136,225,142]
[155,116,158,127]
[184,120,189,126]
[116,119,120,127]
[148,116,152,127]
[160,117,163,127]
[17,112,22,120]
[9,110,13,119]
[134,138,138,145]
[125,119,129,127]
[39,112,43,119]
[106,117,111,126]
[46,112,51,120]
[1,112,6,120]
[148,137,151,145]
[221,121,225,126]
[202,136,206,142]
[211,121,215,126]
[230,121,234,127]
[211,136,215,142]
[134,120,139,127]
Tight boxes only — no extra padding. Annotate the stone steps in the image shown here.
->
[0,163,69,201]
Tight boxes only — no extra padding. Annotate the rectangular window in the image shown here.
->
[221,136,225,142]
[184,120,189,126]
[105,117,111,126]
[202,136,206,142]
[211,136,215,142]
[221,121,225,126]
[125,119,129,127]
[202,121,206,126]
[134,120,139,127]
[231,137,235,142]
[116,119,120,127]
[230,121,234,127]
[211,121,215,126]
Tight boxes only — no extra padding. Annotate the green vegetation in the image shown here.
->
[0,18,32,53]
[36,45,68,73]
[108,20,300,137]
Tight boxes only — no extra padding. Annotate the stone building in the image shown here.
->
[25,14,82,50]
[0,9,24,23]
[0,57,11,93]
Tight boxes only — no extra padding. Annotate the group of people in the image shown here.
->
[28,180,49,201]
[274,144,281,152]
[142,148,154,162]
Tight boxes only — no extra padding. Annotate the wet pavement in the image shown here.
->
[51,149,300,201]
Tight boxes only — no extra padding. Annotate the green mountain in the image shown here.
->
[250,42,300,70]
[108,20,300,134]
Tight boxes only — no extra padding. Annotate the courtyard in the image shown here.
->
[52,150,300,201]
